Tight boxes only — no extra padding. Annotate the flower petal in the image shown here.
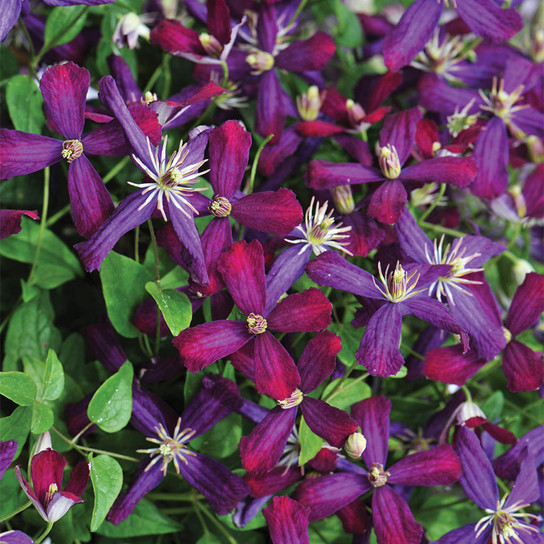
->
[424,345,487,386]
[40,62,89,139]
[298,331,341,393]
[275,32,335,72]
[245,467,302,498]
[367,179,407,225]
[0,210,39,240]
[46,490,84,522]
[63,460,89,498]
[506,272,544,336]
[307,160,383,191]
[255,70,286,140]
[401,156,477,188]
[31,449,65,504]
[173,320,251,372]
[263,496,310,544]
[149,18,204,56]
[502,340,544,393]
[379,108,422,166]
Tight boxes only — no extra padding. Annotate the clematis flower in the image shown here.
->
[263,496,310,544]
[0,439,18,480]
[293,396,462,544]
[306,250,466,377]
[0,531,37,544]
[0,210,39,240]
[15,447,89,523]
[307,107,477,224]
[436,426,542,544]
[174,239,332,399]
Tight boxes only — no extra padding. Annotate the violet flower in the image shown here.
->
[293,396,462,544]
[15,448,89,523]
[435,426,542,544]
[173,240,332,399]
[0,439,18,480]
[75,75,210,283]
[307,107,477,224]
[263,496,310,544]
[239,331,358,473]
[306,250,465,377]
[382,0,523,72]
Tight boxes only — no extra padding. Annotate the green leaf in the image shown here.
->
[0,372,37,405]
[5,75,45,133]
[0,406,32,459]
[322,378,371,411]
[100,251,154,338]
[145,282,192,336]
[0,217,82,278]
[191,412,242,459]
[31,403,54,434]
[161,266,190,290]
[43,349,64,401]
[88,361,133,433]
[32,264,77,289]
[90,455,123,532]
[20,280,40,302]
[482,391,504,421]
[96,499,181,537]
[44,6,88,48]
[3,291,62,371]
[332,0,363,47]
[330,323,365,367]
[298,416,323,466]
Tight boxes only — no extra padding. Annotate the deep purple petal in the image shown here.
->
[245,467,302,498]
[209,120,250,199]
[388,444,461,486]
[31,449,66,504]
[343,211,385,257]
[107,459,164,525]
[239,407,297,473]
[379,108,422,166]
[301,397,357,448]
[472,117,509,200]
[506,272,544,336]
[307,160,383,191]
[436,522,489,544]
[217,240,266,316]
[267,288,332,333]
[424,345,487,386]
[275,32,335,72]
[396,207,432,263]
[298,331,341,392]
[131,385,178,437]
[503,340,544,393]
[404,297,465,337]
[0,210,39,240]
[456,0,523,42]
[0,0,22,41]
[372,486,423,544]
[74,192,153,272]
[418,73,482,115]
[173,320,251,372]
[231,189,303,236]
[305,251,379,299]
[367,179,407,225]
[454,426,498,509]
[207,0,231,44]
[257,3,278,52]
[256,70,285,140]
[0,530,39,544]
[0,440,18,480]
[67,155,114,239]
[0,130,62,179]
[505,451,540,507]
[401,156,477,187]
[40,62,88,139]
[351,396,391,467]
[63,460,89,497]
[254,332,301,400]
[292,473,370,522]
[15,466,48,521]
[382,0,441,72]
[356,303,405,377]
[180,452,249,515]
[263,496,310,544]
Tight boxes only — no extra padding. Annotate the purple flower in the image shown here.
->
[436,426,542,544]
[15,448,89,522]
[0,210,39,240]
[306,250,465,377]
[0,439,18,480]
[263,496,310,544]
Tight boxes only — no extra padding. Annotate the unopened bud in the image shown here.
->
[512,258,534,286]
[296,86,325,121]
[457,401,485,424]
[200,33,223,57]
[330,185,355,215]
[344,432,367,458]
[246,51,274,72]
[34,431,52,455]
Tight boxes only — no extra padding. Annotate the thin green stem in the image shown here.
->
[160,55,171,99]
[0,501,31,523]
[419,183,446,223]
[71,422,94,446]
[147,219,162,356]
[134,225,140,263]
[461,385,472,403]
[420,221,467,239]
[248,134,274,194]
[18,18,36,64]
[220,60,229,88]
[143,64,164,94]
[35,521,54,544]
[286,0,308,29]
[103,156,130,183]
[195,503,238,544]
[45,204,71,227]
[323,371,369,403]
[28,167,50,286]
[147,493,195,501]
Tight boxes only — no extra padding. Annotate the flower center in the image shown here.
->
[346,99,369,132]
[246,50,275,73]
[45,482,58,507]
[247,313,267,334]
[285,197,353,257]
[373,262,423,303]
[296,86,324,121]
[199,33,223,57]
[479,78,528,122]
[378,144,401,179]
[61,140,84,163]
[447,99,479,137]
[209,195,232,217]
[138,418,197,475]
[277,389,304,409]
[368,463,390,487]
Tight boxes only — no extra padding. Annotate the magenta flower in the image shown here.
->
[15,448,89,523]
[263,496,310,544]
[0,210,39,240]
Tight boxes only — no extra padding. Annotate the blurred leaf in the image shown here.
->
[4,291,62,371]
[90,455,124,532]
[298,416,322,466]
[44,6,88,48]
[322,378,371,411]
[0,217,82,278]
[330,323,364,366]
[0,406,32,459]
[145,282,192,336]
[42,349,64,401]
[332,0,363,48]
[96,499,181,537]
[20,279,40,302]
[482,391,504,422]
[100,251,154,338]
[88,361,133,433]
[0,372,37,406]
[6,75,44,133]
[31,402,54,434]
[0,470,27,518]
[191,412,242,459]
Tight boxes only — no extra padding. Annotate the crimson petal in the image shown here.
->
[379,108,422,166]
[424,345,487,386]
[298,331,341,393]
[263,496,310,544]
[505,272,544,336]
[275,32,335,72]
[401,156,477,187]
[502,340,544,393]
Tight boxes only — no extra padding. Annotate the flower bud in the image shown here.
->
[330,185,355,215]
[344,432,367,458]
[378,144,401,179]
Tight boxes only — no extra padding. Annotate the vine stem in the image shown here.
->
[248,134,274,194]
[0,501,31,523]
[35,521,54,544]
[28,167,50,286]
[418,183,446,223]
[147,219,162,356]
